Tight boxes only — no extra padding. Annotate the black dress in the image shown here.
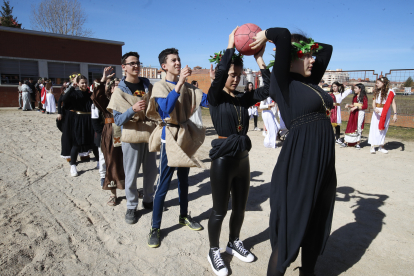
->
[61,87,95,154]
[266,28,336,272]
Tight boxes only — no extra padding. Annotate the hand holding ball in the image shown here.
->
[234,23,263,56]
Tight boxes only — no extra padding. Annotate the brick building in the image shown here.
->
[0,26,124,107]
[140,66,160,79]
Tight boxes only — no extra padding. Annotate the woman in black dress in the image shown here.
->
[206,27,270,276]
[62,74,98,177]
[251,28,335,276]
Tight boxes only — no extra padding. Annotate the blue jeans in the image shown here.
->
[152,143,190,229]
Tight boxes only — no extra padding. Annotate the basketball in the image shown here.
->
[234,23,262,56]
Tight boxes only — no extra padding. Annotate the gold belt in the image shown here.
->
[70,110,91,115]
[333,103,340,106]
[376,104,384,108]
[218,136,227,139]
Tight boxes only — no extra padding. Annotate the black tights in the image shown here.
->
[208,151,250,248]
[267,246,318,276]
[335,125,340,140]
[253,115,258,128]
[70,145,98,165]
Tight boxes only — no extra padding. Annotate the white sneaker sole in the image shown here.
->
[207,255,228,276]
[226,247,254,263]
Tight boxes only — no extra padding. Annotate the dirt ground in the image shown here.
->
[0,108,413,276]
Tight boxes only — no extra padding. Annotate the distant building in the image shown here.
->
[0,26,124,107]
[140,66,160,79]
[322,69,349,85]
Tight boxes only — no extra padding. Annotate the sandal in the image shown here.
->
[107,195,117,206]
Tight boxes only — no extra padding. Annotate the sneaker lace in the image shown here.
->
[212,248,225,268]
[233,239,249,255]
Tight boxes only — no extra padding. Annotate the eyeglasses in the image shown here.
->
[124,62,142,67]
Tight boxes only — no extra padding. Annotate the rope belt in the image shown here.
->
[218,136,227,139]
[333,103,340,106]
[161,122,179,128]
[290,112,330,130]
[375,104,384,108]
[105,118,115,124]
[70,110,91,115]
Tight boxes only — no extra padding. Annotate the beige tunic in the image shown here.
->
[146,77,206,168]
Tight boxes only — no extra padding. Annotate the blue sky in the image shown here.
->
[8,0,414,74]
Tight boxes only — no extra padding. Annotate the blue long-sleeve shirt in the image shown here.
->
[156,80,208,141]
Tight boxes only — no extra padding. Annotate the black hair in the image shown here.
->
[191,80,198,85]
[214,56,244,73]
[158,48,179,71]
[291,32,310,44]
[76,74,87,83]
[355,83,367,103]
[121,52,140,64]
[245,82,254,92]
[330,81,344,94]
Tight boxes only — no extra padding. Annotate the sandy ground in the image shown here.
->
[0,107,413,276]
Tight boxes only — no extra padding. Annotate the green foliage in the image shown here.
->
[0,0,19,28]
[404,76,413,87]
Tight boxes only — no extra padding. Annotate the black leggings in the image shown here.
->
[253,115,258,128]
[70,145,98,165]
[335,125,340,140]
[208,151,250,248]
[267,246,318,276]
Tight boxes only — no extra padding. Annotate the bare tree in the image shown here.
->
[30,0,93,37]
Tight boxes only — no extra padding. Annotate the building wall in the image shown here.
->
[186,74,211,94]
[0,29,121,64]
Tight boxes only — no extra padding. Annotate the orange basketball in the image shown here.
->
[234,23,262,56]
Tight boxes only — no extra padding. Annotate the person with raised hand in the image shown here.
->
[145,48,208,248]
[251,28,335,276]
[206,27,270,276]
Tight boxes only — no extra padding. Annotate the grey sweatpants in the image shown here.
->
[122,142,157,209]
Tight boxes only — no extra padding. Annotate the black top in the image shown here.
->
[125,80,145,95]
[266,28,333,129]
[208,48,270,160]
[62,86,93,112]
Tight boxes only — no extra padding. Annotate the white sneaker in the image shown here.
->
[378,147,388,154]
[70,165,78,177]
[336,138,342,144]
[355,144,361,150]
[226,238,254,263]
[255,127,260,131]
[370,147,376,154]
[262,131,267,137]
[208,248,228,276]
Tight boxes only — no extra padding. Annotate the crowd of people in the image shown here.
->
[14,26,399,276]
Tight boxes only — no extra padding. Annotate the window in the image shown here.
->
[0,58,38,84]
[48,62,80,85]
[89,65,112,85]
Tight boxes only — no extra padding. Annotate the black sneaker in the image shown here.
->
[125,209,138,224]
[179,213,203,230]
[147,228,160,248]
[226,238,254,262]
[208,247,228,276]
[142,201,153,210]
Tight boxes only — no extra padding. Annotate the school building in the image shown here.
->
[0,26,124,107]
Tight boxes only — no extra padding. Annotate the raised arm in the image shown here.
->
[207,48,235,106]
[306,42,333,85]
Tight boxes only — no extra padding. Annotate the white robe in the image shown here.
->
[248,106,258,118]
[368,89,394,146]
[45,87,56,113]
[260,97,278,148]
[335,88,353,124]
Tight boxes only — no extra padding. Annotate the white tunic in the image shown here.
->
[368,89,394,146]
[189,106,203,127]
[335,88,353,124]
[45,87,56,113]
[248,106,258,118]
[260,97,279,148]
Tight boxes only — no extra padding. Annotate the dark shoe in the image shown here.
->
[296,267,315,276]
[208,247,228,276]
[18,107,22,109]
[226,238,254,262]
[147,228,160,248]
[125,209,138,224]
[179,213,203,230]
[142,201,153,210]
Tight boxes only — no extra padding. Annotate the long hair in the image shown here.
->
[105,78,120,99]
[245,82,254,92]
[374,77,390,102]
[330,81,344,94]
[354,83,367,103]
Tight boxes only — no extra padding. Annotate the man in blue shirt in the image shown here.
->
[146,48,209,248]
